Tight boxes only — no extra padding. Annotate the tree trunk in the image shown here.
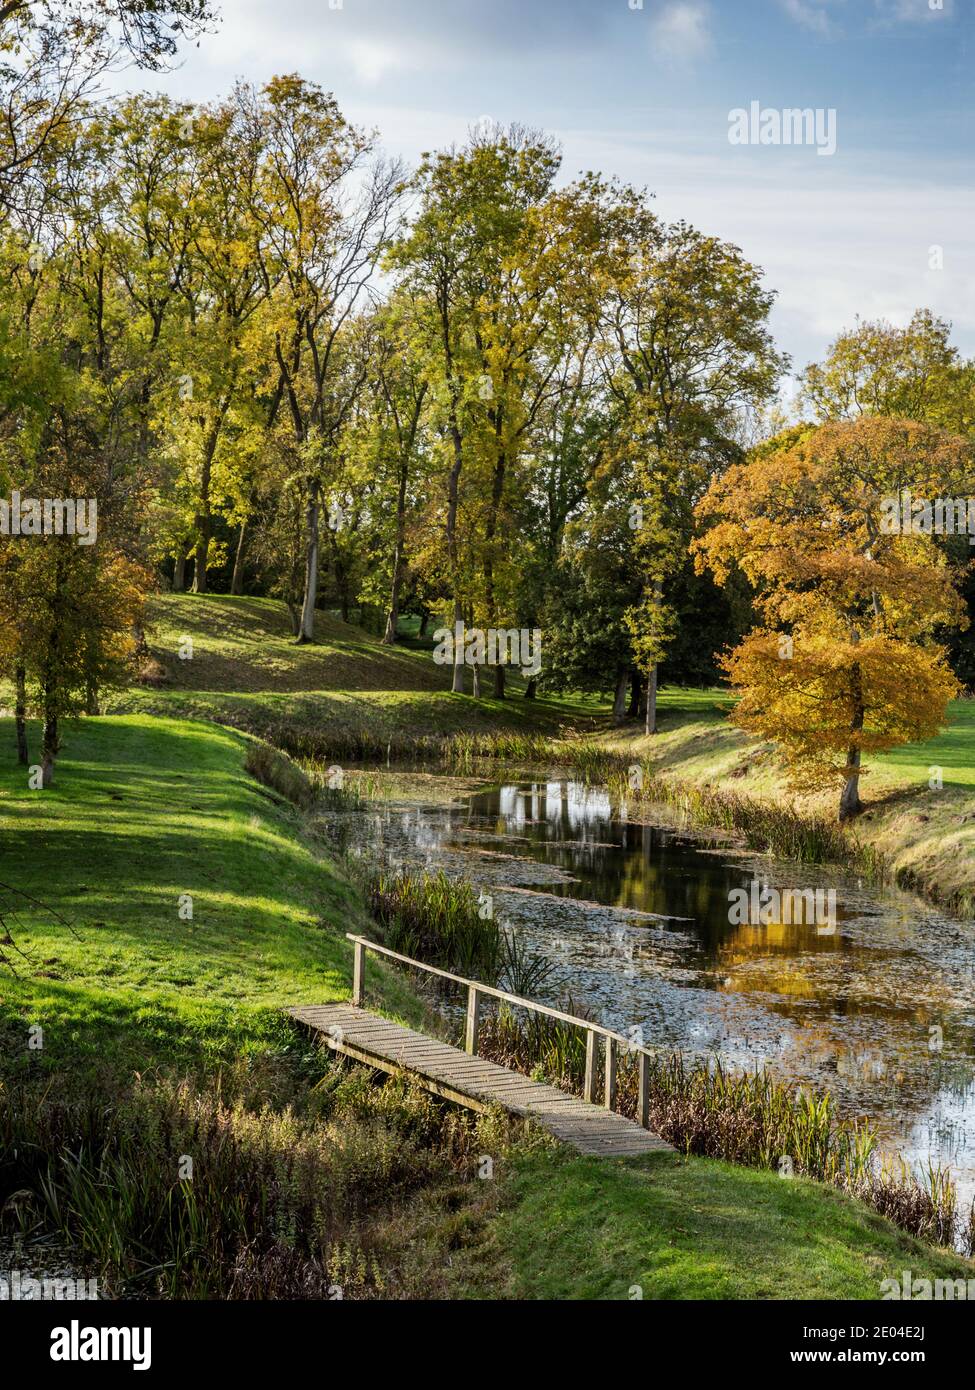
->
[645,578,664,735]
[286,601,301,637]
[494,664,505,699]
[193,402,231,596]
[173,540,190,593]
[645,662,658,735]
[839,656,865,822]
[523,677,537,700]
[627,670,643,718]
[297,483,320,644]
[612,668,628,726]
[451,599,465,694]
[839,757,863,822]
[231,520,248,595]
[471,661,481,699]
[85,676,100,717]
[15,663,28,765]
[418,611,429,639]
[192,531,209,594]
[383,460,409,645]
[444,380,464,690]
[383,574,401,645]
[41,705,58,789]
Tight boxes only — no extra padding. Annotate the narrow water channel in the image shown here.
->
[339,772,975,1210]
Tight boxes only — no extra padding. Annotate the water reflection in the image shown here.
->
[343,775,975,1208]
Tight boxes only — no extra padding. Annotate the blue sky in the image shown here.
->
[127,0,975,379]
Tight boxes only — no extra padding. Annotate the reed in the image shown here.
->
[608,763,887,875]
[0,1062,504,1299]
[852,1159,959,1249]
[367,870,505,982]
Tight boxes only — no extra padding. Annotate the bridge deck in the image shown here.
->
[290,1002,672,1158]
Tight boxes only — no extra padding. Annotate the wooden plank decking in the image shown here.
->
[289,1002,672,1158]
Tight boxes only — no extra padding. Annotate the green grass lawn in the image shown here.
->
[0,714,423,1075]
[609,689,975,914]
[464,1149,973,1300]
[104,593,602,739]
[646,687,975,790]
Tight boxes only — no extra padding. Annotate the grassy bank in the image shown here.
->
[457,1149,973,1301]
[104,593,599,743]
[0,714,425,1074]
[599,690,975,916]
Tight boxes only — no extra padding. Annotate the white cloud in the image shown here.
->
[778,0,955,33]
[341,40,409,85]
[550,123,975,366]
[649,2,713,62]
[777,0,836,35]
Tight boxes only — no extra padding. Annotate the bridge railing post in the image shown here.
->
[584,1029,598,1103]
[638,1050,650,1129]
[352,938,365,1007]
[604,1037,618,1111]
[465,985,483,1054]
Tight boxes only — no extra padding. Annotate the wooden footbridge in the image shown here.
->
[290,935,672,1158]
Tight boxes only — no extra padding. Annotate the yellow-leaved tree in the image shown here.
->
[693,417,970,821]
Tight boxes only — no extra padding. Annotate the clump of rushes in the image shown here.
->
[264,724,561,768]
[365,871,554,995]
[478,1019,874,1183]
[367,870,504,982]
[607,758,883,872]
[853,1159,958,1251]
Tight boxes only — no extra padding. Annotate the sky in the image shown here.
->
[122,0,975,380]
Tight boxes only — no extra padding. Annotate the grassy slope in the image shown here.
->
[462,1150,972,1300]
[0,714,424,1074]
[106,594,601,739]
[605,690,975,913]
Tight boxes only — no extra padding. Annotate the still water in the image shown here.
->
[344,775,975,1205]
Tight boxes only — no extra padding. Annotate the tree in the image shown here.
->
[801,310,961,424]
[592,188,785,732]
[388,125,564,694]
[346,297,431,644]
[0,1,216,201]
[241,75,401,643]
[801,309,975,689]
[694,417,969,820]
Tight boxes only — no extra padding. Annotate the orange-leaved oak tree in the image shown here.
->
[692,417,970,821]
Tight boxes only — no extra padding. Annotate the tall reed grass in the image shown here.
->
[0,1061,515,1299]
[606,757,884,873]
[367,870,504,981]
[365,870,555,995]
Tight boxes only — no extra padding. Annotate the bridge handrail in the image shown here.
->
[345,932,655,1120]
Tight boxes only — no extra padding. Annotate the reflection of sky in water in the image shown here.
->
[337,777,975,1215]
